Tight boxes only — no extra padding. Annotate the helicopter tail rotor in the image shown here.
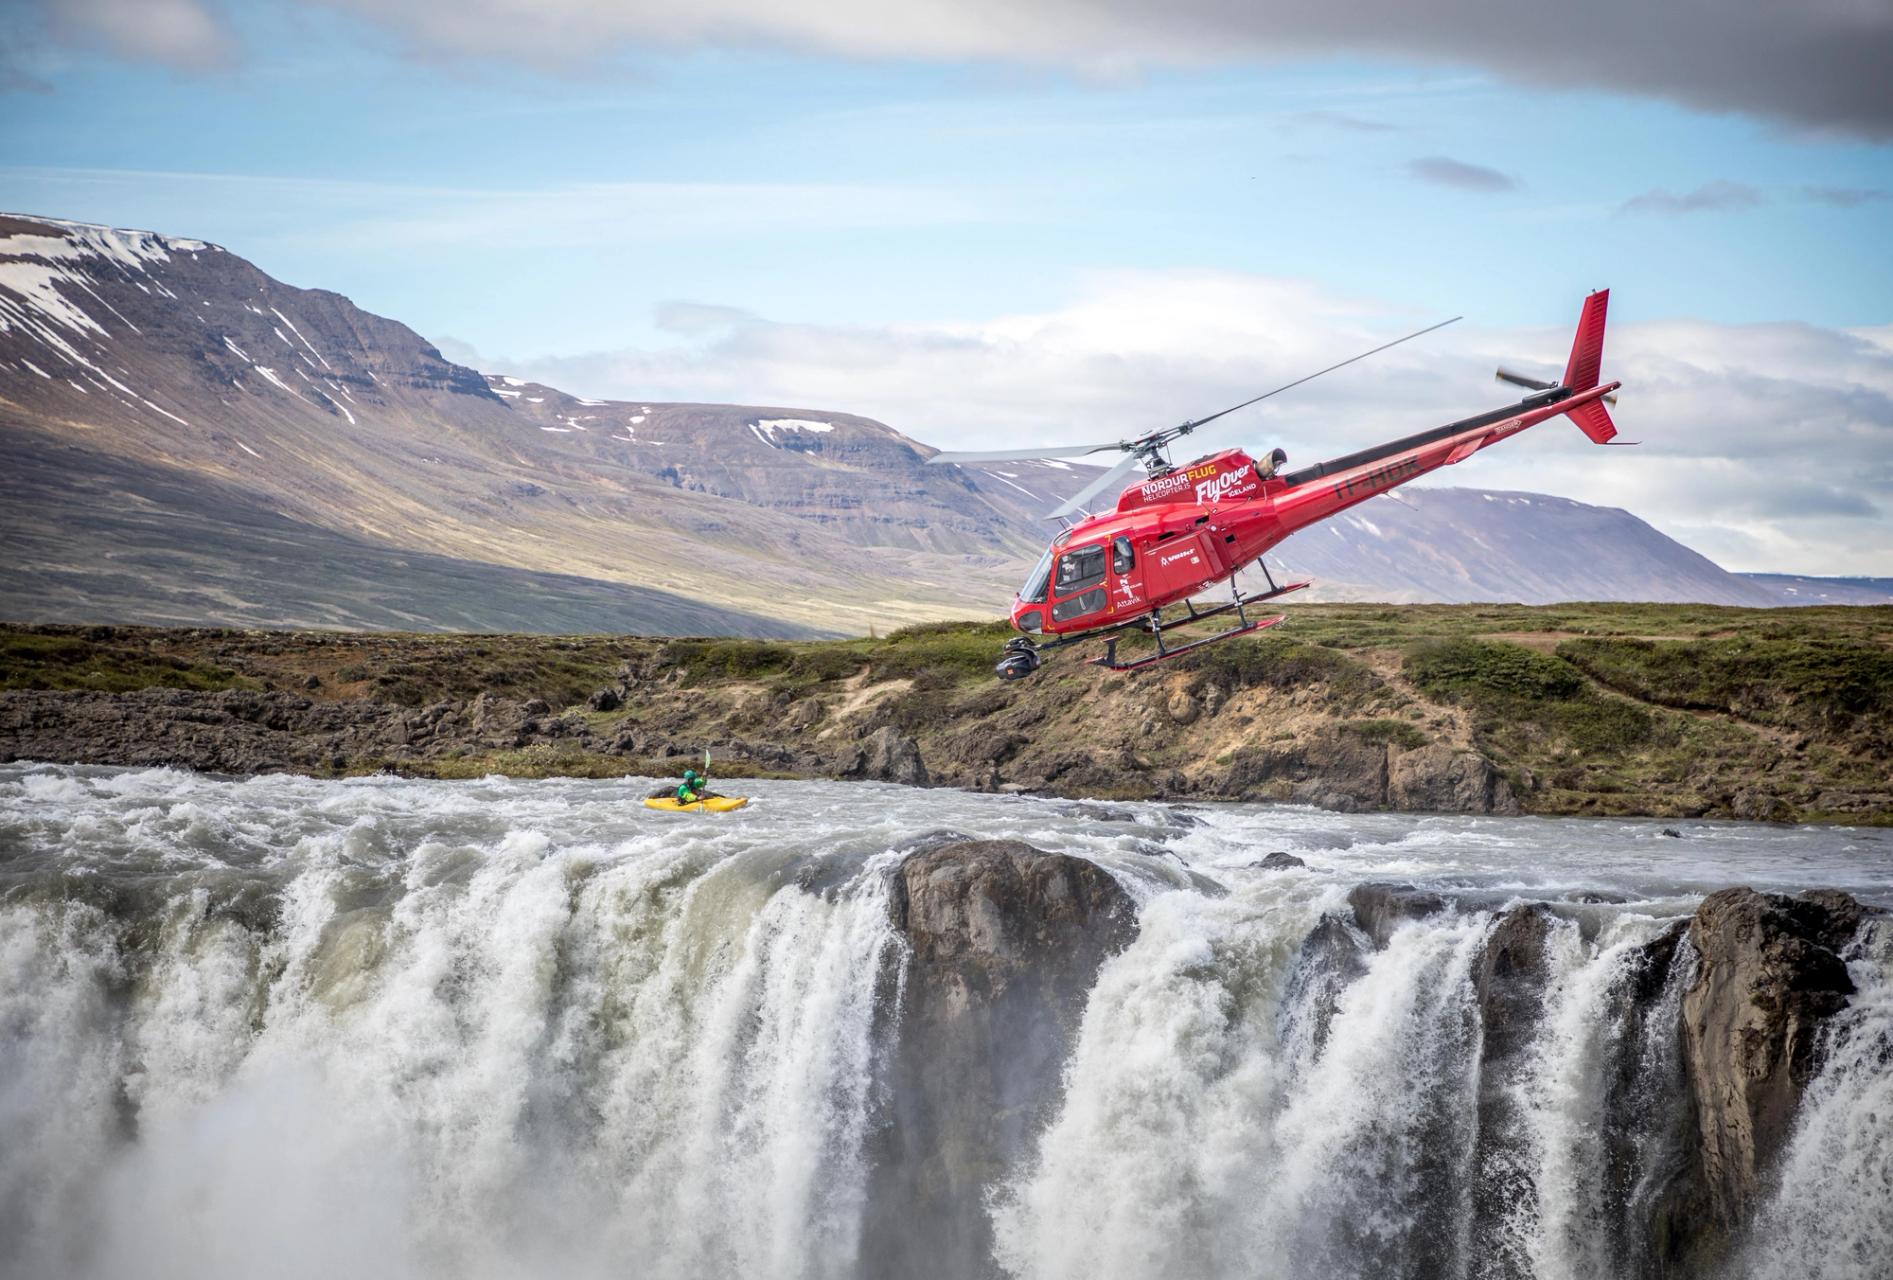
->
[1494,291,1620,417]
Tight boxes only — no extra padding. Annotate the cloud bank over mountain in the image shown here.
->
[488,271,1893,575]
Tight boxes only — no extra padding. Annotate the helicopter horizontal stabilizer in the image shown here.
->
[1565,396,1618,444]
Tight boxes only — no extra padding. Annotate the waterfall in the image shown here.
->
[1,773,905,1280]
[2,765,1888,1280]
[1739,918,1893,1280]
[993,898,1712,1280]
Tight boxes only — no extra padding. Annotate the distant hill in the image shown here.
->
[1258,486,1785,607]
[0,212,1861,634]
[1738,574,1893,606]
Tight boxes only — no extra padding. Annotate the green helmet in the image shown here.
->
[684,769,701,782]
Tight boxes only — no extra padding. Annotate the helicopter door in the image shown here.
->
[1049,543,1109,625]
[1143,532,1214,600]
[1108,534,1144,613]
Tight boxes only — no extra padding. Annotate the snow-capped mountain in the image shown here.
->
[0,213,1088,634]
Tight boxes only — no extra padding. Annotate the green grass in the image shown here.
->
[853,620,1017,681]
[662,620,1012,689]
[1558,635,1893,745]
[0,632,252,694]
[1404,638,1588,700]
[1405,638,1654,755]
[1178,634,1385,707]
[662,639,797,685]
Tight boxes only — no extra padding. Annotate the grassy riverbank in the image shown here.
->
[3,603,1888,822]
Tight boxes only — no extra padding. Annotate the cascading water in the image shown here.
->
[2,763,1888,1280]
[1737,918,1893,1279]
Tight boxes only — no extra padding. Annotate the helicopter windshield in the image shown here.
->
[1020,549,1054,603]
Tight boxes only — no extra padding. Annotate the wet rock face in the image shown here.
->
[866,839,1135,1279]
[1475,904,1557,1065]
[1468,905,1558,1276]
[847,725,930,787]
[1680,887,1866,1231]
[1346,881,1451,949]
[1388,743,1519,816]
[1225,736,1519,815]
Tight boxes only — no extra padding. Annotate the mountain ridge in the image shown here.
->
[0,211,1861,634]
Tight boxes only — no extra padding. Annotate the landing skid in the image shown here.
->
[1091,574,1311,672]
[1092,614,1287,671]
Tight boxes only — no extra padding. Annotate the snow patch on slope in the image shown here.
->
[754,418,836,438]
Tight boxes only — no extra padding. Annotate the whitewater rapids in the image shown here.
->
[1,764,1887,1280]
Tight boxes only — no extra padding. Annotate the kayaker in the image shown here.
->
[676,769,712,805]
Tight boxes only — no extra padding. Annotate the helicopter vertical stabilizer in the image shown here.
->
[1563,290,1616,442]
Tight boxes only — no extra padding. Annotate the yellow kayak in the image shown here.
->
[644,795,751,813]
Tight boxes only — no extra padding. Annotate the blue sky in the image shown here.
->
[3,0,1891,572]
[5,4,1889,356]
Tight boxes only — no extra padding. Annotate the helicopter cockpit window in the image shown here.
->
[1052,588,1107,623]
[1112,536,1134,574]
[1020,549,1054,604]
[1054,545,1106,597]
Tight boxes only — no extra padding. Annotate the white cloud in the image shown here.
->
[27,0,235,71]
[288,0,1893,138]
[494,270,1893,575]
[15,0,1890,137]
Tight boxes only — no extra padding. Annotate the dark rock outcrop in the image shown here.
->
[866,839,1135,1279]
[1469,905,1559,1277]
[1346,882,1451,948]
[1225,736,1519,815]
[1388,743,1519,815]
[847,726,930,788]
[1253,851,1306,870]
[1679,888,1865,1231]
[1476,905,1558,1065]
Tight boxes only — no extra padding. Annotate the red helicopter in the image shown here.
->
[929,290,1624,679]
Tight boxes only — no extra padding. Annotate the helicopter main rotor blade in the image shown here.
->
[1047,452,1144,520]
[926,444,1117,465]
[1174,315,1464,435]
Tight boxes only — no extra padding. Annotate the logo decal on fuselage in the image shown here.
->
[1195,464,1253,505]
[1138,470,1198,502]
[1331,455,1420,501]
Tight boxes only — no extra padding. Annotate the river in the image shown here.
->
[2,764,1887,1279]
